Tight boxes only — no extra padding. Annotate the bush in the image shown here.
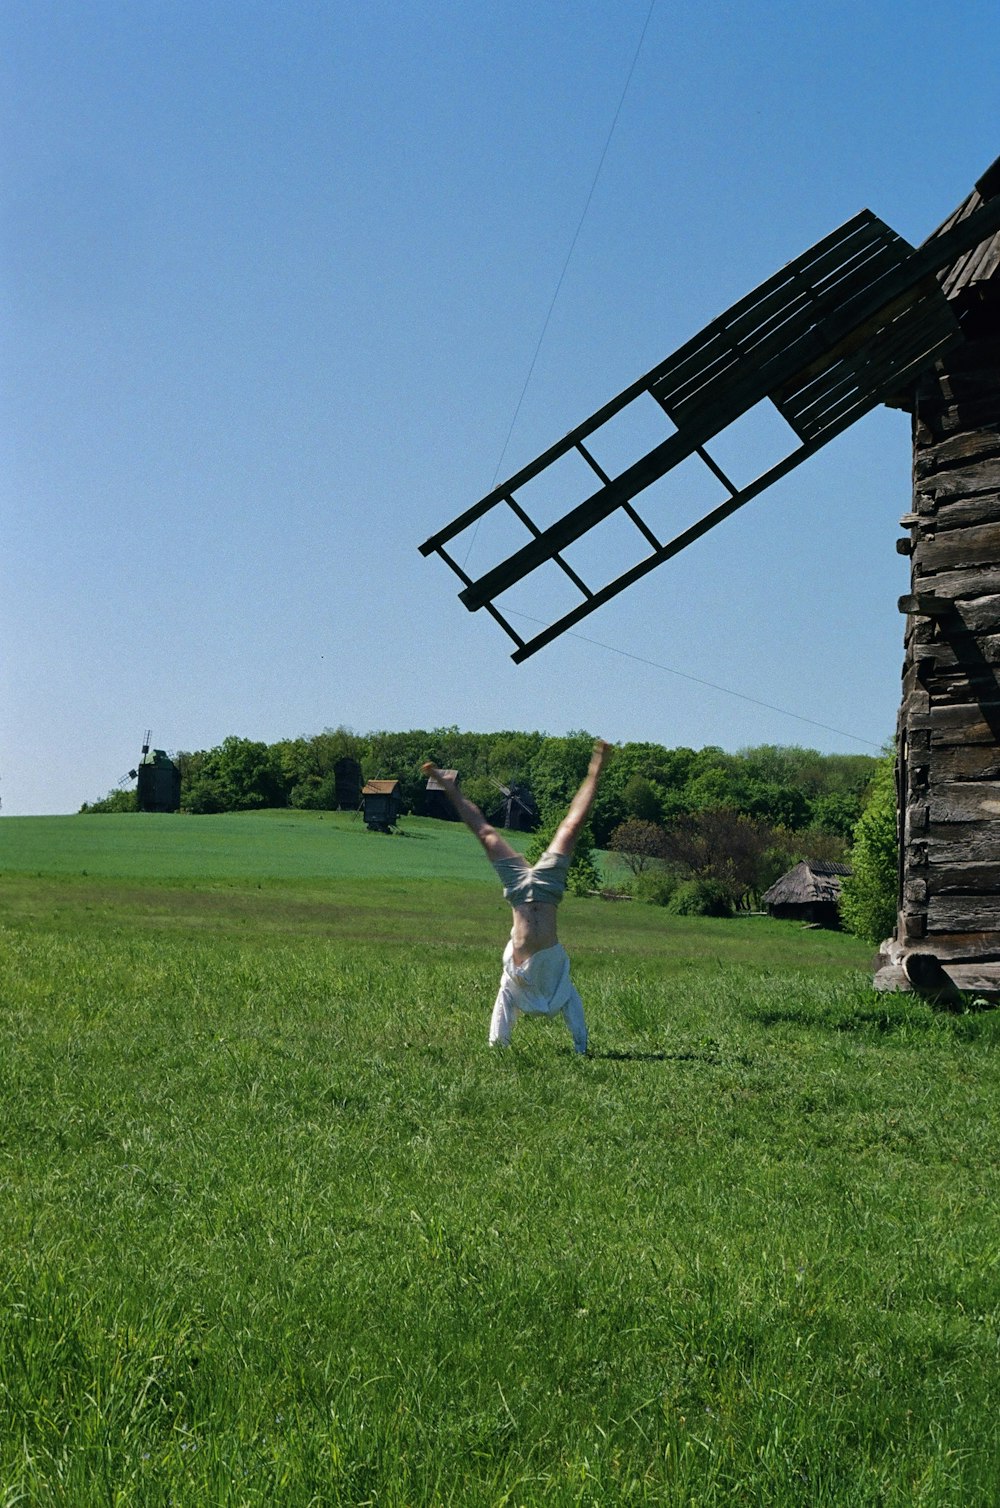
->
[840,753,898,946]
[666,878,733,917]
[631,870,680,907]
[289,773,338,810]
[79,788,137,814]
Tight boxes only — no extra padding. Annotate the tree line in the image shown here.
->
[82,727,886,901]
[83,727,876,839]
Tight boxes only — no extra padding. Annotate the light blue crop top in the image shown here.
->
[491,850,570,905]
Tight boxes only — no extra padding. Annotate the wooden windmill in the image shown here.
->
[119,730,181,813]
[490,779,539,832]
[421,156,1000,997]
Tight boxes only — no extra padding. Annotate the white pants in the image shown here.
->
[489,941,588,1053]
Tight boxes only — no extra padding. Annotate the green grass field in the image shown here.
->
[1,812,998,1505]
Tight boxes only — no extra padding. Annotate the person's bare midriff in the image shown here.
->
[509,900,560,962]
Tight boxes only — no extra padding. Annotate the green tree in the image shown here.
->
[528,733,596,815]
[738,780,811,830]
[608,818,669,877]
[621,773,663,823]
[184,736,285,813]
[660,808,779,910]
[810,790,863,839]
[215,736,285,810]
[839,753,898,946]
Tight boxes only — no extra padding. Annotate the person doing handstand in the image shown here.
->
[421,741,611,1053]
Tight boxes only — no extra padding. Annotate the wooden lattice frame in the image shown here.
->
[420,198,1000,662]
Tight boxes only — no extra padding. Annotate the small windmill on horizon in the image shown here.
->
[119,731,181,814]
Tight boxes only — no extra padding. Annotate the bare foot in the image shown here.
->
[589,740,612,775]
[421,762,438,778]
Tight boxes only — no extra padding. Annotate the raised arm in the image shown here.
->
[421,763,518,862]
[546,741,612,859]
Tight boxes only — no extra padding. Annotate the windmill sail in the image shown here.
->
[421,194,1000,662]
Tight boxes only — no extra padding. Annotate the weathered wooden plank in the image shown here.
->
[910,702,1000,743]
[905,833,928,864]
[927,897,1000,931]
[928,781,1000,823]
[928,496,1000,532]
[947,595,1000,633]
[922,458,1000,500]
[910,702,999,733]
[926,743,1000,780]
[919,670,1000,706]
[908,621,948,655]
[906,747,929,779]
[919,929,1000,961]
[905,798,929,833]
[898,910,927,943]
[944,965,1000,991]
[932,717,1000,751]
[875,960,1000,994]
[908,564,1000,601]
[914,633,1000,668]
[913,522,1000,571]
[913,429,1000,479]
[901,663,931,701]
[897,592,954,617]
[925,861,1000,894]
[938,965,1000,992]
[928,821,1000,862]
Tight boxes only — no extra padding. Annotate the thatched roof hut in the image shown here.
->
[762,860,852,928]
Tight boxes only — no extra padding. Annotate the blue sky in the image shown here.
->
[3,0,998,814]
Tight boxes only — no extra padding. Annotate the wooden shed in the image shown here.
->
[876,156,1000,997]
[762,860,852,929]
[361,779,402,832]
[423,769,459,820]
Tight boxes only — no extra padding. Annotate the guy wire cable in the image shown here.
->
[463,0,658,568]
[506,610,886,751]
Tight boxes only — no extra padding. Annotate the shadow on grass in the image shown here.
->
[750,998,997,1036]
[593,1046,750,1065]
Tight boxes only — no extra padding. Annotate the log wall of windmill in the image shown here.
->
[879,329,1000,993]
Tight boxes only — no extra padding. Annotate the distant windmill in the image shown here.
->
[490,779,538,833]
[422,157,1000,998]
[119,731,181,813]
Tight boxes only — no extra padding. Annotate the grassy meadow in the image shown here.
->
[1,810,998,1505]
